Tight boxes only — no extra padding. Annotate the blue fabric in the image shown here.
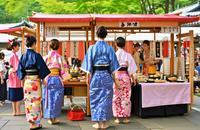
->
[196,66,200,76]
[90,70,114,121]
[81,41,120,121]
[42,76,64,118]
[17,49,50,80]
[8,88,24,102]
[81,41,120,73]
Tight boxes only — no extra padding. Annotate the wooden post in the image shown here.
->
[154,32,156,41]
[91,23,95,44]
[36,22,40,53]
[189,30,194,106]
[86,28,89,50]
[86,28,91,116]
[42,22,46,56]
[177,28,181,57]
[170,33,174,75]
[21,29,25,54]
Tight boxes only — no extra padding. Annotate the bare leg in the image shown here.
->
[12,102,16,116]
[16,101,22,115]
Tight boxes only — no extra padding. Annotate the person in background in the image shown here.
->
[43,39,70,125]
[81,26,120,129]
[132,42,141,73]
[17,36,50,130]
[0,52,7,106]
[195,62,200,80]
[7,39,24,116]
[113,37,137,124]
[141,40,158,76]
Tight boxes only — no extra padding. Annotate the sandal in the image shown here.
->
[53,119,60,124]
[30,124,42,130]
[12,113,16,116]
[114,119,120,124]
[92,123,100,129]
[48,120,53,125]
[101,124,109,130]
[16,112,25,116]
[123,119,130,124]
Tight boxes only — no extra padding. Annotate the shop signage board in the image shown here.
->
[161,27,180,33]
[45,26,59,37]
[119,22,139,27]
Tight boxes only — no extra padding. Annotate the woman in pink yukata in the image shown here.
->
[113,37,137,124]
[7,39,24,116]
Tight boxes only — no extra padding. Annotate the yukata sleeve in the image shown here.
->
[36,54,51,79]
[80,46,93,74]
[59,56,70,80]
[128,53,137,75]
[17,55,26,80]
[109,47,120,74]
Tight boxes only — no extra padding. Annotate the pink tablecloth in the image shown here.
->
[141,83,191,108]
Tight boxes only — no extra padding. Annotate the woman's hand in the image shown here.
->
[43,80,47,86]
[114,79,120,89]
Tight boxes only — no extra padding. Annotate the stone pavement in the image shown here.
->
[1,97,200,130]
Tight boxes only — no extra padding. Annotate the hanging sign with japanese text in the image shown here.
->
[161,27,180,33]
[119,22,139,27]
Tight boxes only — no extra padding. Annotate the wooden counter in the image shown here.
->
[63,81,90,116]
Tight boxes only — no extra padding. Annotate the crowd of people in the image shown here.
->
[0,26,161,130]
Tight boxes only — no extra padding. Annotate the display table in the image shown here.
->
[131,83,190,118]
[64,81,90,116]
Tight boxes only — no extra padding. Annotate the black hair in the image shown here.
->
[50,39,59,50]
[134,42,140,48]
[7,38,20,50]
[26,36,36,48]
[143,40,150,46]
[116,37,125,48]
[0,52,5,60]
[96,26,107,39]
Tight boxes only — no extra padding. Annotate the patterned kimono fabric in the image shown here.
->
[113,71,131,117]
[43,50,67,119]
[81,41,120,121]
[24,76,41,124]
[113,48,137,118]
[17,49,50,126]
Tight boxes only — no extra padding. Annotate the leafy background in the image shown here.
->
[0,0,199,23]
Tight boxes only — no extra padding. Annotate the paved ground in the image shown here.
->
[1,96,200,130]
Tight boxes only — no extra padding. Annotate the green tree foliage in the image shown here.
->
[0,0,199,23]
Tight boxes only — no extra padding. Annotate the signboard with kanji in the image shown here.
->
[119,22,139,27]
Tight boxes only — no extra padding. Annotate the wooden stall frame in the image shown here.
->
[177,31,194,110]
[29,13,198,116]
[0,26,36,53]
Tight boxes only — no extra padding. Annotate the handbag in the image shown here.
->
[67,104,85,121]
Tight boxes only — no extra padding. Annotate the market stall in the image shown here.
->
[29,13,198,117]
[29,13,93,115]
[0,21,36,53]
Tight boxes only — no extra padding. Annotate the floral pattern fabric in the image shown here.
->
[113,71,131,117]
